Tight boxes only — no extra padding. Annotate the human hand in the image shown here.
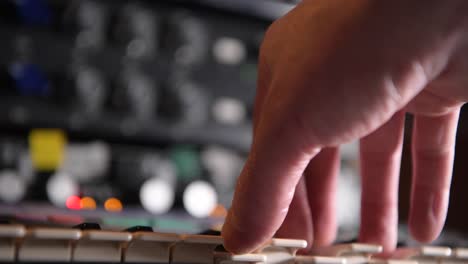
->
[222,0,468,253]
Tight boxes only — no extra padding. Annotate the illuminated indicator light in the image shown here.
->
[80,196,96,210]
[183,180,217,218]
[104,198,123,212]
[66,196,81,210]
[29,129,66,171]
[210,204,227,218]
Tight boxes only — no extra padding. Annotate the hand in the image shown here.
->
[222,0,468,253]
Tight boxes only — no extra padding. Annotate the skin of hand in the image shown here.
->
[222,0,468,254]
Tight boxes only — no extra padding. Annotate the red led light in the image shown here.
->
[66,196,81,210]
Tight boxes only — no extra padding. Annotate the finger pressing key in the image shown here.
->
[409,109,460,242]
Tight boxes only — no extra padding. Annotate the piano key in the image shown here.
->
[257,238,308,264]
[17,227,81,262]
[213,238,307,264]
[440,248,468,264]
[125,225,154,233]
[124,231,180,263]
[213,245,266,264]
[0,224,25,261]
[74,222,102,230]
[265,238,308,254]
[310,243,383,257]
[453,248,468,259]
[369,259,419,264]
[390,246,452,264]
[198,229,221,236]
[295,256,346,264]
[73,230,132,262]
[171,235,223,264]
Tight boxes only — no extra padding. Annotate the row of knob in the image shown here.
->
[0,139,245,217]
[1,63,250,125]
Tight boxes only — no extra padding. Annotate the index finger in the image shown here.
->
[222,99,321,254]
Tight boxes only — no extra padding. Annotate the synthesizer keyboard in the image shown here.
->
[1,223,468,263]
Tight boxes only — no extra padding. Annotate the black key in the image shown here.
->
[198,229,221,236]
[125,226,153,233]
[73,222,101,230]
[0,215,15,224]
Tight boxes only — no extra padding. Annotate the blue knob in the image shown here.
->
[15,0,52,26]
[10,62,50,96]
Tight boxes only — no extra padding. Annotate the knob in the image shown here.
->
[74,67,107,115]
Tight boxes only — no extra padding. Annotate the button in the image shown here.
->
[28,129,66,171]
[18,228,81,262]
[74,222,101,230]
[125,232,179,263]
[73,231,131,262]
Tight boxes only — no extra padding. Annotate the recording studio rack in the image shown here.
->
[0,0,295,152]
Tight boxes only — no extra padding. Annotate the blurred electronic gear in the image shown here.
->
[46,171,79,208]
[74,66,108,115]
[59,141,110,183]
[0,0,382,248]
[182,180,217,218]
[120,65,158,120]
[201,145,244,205]
[118,3,159,59]
[211,97,247,125]
[212,37,247,65]
[0,170,26,204]
[121,152,177,214]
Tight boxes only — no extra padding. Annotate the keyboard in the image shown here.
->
[1,223,468,263]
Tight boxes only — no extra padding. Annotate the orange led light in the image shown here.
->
[80,196,97,210]
[104,197,123,212]
[210,204,228,218]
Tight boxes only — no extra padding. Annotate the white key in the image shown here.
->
[171,235,223,264]
[258,238,308,264]
[214,247,266,264]
[295,256,346,264]
[73,231,131,262]
[124,232,180,263]
[18,228,81,262]
[310,243,382,257]
[391,246,452,264]
[442,248,468,264]
[214,237,307,264]
[453,248,468,259]
[0,224,25,261]
[370,259,419,264]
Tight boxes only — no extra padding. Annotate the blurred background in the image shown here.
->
[0,0,467,245]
